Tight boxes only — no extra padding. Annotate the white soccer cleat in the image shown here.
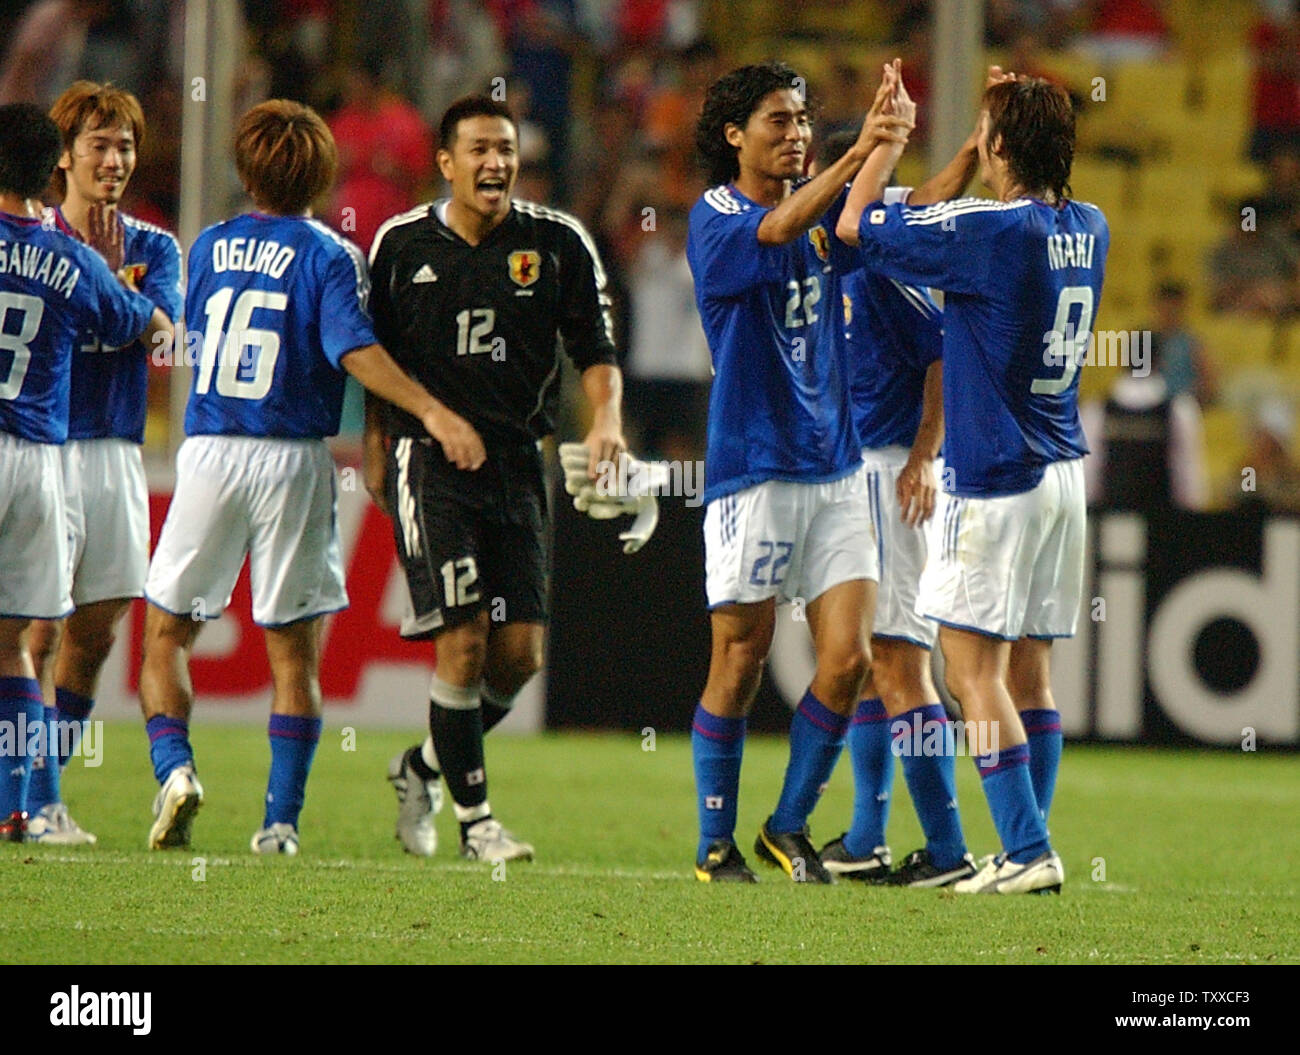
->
[388,747,443,857]
[460,818,534,863]
[25,802,97,846]
[148,763,204,850]
[952,850,1064,894]
[250,822,300,856]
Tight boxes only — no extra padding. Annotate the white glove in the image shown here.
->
[558,443,665,554]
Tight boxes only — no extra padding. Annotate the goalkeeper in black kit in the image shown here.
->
[365,95,658,862]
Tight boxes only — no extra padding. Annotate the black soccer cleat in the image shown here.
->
[754,818,834,884]
[819,834,892,882]
[694,840,758,883]
[880,847,978,888]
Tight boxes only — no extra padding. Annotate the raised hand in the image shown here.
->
[87,201,124,273]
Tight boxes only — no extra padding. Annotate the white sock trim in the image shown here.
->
[454,801,491,824]
[481,683,517,710]
[429,672,481,711]
[420,735,440,773]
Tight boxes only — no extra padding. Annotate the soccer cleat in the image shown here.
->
[754,818,834,884]
[694,840,758,883]
[0,810,26,842]
[148,763,203,849]
[818,835,891,881]
[880,847,977,888]
[25,803,97,846]
[387,746,443,857]
[250,822,300,856]
[952,850,1064,895]
[460,817,534,862]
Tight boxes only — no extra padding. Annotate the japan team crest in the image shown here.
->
[808,225,830,261]
[508,249,541,287]
[121,262,148,286]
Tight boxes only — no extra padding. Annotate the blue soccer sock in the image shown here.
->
[0,678,43,818]
[1020,707,1063,822]
[25,705,61,813]
[55,687,94,768]
[769,690,850,835]
[974,743,1050,864]
[692,704,746,862]
[263,714,322,828]
[897,703,967,869]
[843,697,893,856]
[146,715,194,784]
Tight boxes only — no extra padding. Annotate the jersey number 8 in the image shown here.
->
[0,292,44,401]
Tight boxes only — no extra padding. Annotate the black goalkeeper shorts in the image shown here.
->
[386,435,548,638]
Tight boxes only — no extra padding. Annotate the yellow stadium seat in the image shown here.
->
[1195,315,1282,371]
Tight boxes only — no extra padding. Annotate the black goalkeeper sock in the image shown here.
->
[428,674,487,811]
[482,701,510,734]
[481,683,516,734]
[407,744,439,782]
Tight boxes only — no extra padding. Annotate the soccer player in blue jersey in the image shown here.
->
[23,82,183,846]
[807,128,977,886]
[839,71,1107,893]
[687,62,913,882]
[0,104,160,841]
[139,100,483,854]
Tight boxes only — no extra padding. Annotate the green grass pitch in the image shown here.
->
[3,723,1296,965]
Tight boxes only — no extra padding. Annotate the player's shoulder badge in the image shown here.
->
[508,249,541,288]
[808,225,830,261]
[121,262,148,286]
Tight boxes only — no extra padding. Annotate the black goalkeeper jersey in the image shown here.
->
[368,198,618,445]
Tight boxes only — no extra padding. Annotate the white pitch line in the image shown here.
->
[11,851,692,882]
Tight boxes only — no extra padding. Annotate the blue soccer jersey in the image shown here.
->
[0,213,154,445]
[856,196,1108,496]
[54,208,183,443]
[184,213,375,439]
[845,266,942,450]
[688,183,860,504]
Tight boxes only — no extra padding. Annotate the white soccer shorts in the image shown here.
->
[861,446,937,648]
[0,432,72,619]
[63,438,149,605]
[704,470,878,610]
[917,458,1086,640]
[145,435,348,627]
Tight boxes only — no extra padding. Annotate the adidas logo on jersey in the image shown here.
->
[411,264,438,283]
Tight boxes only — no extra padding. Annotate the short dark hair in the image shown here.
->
[438,95,516,151]
[696,61,806,187]
[0,103,62,198]
[816,129,858,170]
[234,99,337,215]
[983,77,1075,203]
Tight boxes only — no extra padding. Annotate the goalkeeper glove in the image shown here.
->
[557,442,665,554]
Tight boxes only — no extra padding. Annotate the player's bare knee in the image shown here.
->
[435,621,490,685]
[834,646,871,698]
[491,647,540,697]
[65,620,118,671]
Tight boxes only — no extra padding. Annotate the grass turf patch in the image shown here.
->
[3,724,1296,965]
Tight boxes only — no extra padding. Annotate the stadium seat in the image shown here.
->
[1196,314,1282,371]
